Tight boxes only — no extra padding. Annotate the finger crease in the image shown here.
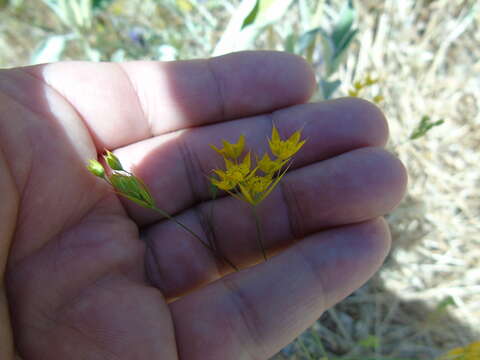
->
[279,179,304,239]
[177,136,204,205]
[206,59,227,121]
[116,63,153,138]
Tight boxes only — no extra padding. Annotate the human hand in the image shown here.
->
[0,51,406,359]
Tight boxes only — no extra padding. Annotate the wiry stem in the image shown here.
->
[151,206,238,272]
[252,205,267,261]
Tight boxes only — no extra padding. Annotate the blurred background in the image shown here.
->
[0,0,479,359]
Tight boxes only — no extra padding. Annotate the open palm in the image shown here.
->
[0,51,406,359]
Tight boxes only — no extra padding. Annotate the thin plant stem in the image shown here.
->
[297,336,314,360]
[310,328,329,358]
[151,205,238,272]
[252,205,267,261]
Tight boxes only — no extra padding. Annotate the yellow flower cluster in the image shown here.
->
[438,341,480,360]
[210,125,306,206]
[348,74,384,104]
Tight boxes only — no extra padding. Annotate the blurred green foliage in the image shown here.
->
[410,116,445,140]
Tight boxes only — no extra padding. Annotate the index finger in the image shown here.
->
[23,51,316,150]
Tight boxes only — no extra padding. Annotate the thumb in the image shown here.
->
[0,147,19,359]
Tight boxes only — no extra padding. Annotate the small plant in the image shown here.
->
[409,115,445,140]
[209,125,305,260]
[87,125,306,267]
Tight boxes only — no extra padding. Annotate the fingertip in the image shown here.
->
[276,52,317,103]
[273,51,317,103]
[338,97,389,147]
[211,51,317,117]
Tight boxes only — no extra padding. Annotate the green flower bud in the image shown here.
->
[104,150,124,171]
[109,173,155,208]
[87,159,105,178]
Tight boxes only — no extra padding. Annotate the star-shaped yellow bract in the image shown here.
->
[268,125,306,160]
[210,152,251,191]
[210,134,245,160]
[257,153,285,175]
[239,175,273,205]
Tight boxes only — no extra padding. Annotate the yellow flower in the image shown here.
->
[210,152,251,191]
[209,126,302,206]
[438,342,480,360]
[268,125,306,160]
[348,89,359,97]
[239,175,273,206]
[257,153,284,174]
[365,74,379,86]
[210,134,245,160]
[353,80,363,90]
[347,74,382,102]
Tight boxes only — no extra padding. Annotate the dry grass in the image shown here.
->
[1,0,479,359]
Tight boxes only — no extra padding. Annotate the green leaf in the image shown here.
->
[260,0,295,26]
[241,0,260,29]
[436,296,456,311]
[241,0,295,30]
[92,0,114,10]
[213,0,294,55]
[327,28,358,76]
[331,0,355,48]
[284,33,297,53]
[319,78,341,100]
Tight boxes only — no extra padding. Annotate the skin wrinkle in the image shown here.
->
[10,206,135,326]
[0,90,34,195]
[292,237,329,312]
[190,202,223,278]
[278,178,304,241]
[49,276,144,360]
[206,58,227,122]
[144,241,164,290]
[177,134,206,208]
[0,89,86,266]
[164,135,225,277]
[220,276,266,360]
[115,63,153,142]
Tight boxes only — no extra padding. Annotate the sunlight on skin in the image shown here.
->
[40,86,97,162]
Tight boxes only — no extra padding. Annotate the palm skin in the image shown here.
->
[0,51,407,360]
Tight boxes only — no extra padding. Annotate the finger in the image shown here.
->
[22,51,315,150]
[116,98,388,225]
[145,147,407,298]
[170,219,391,360]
